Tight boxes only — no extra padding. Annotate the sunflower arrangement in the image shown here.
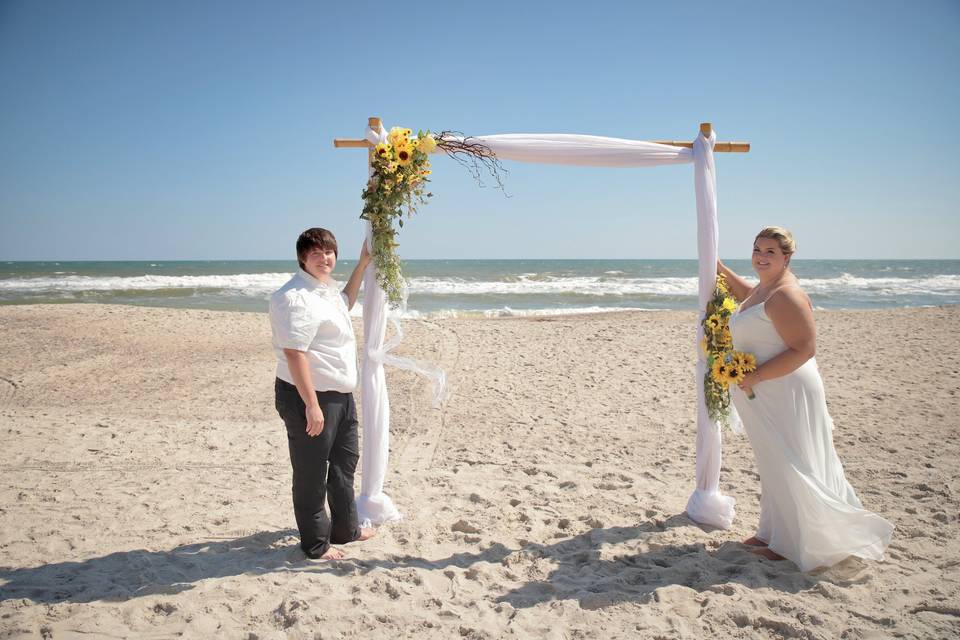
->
[702,274,758,424]
[361,127,437,307]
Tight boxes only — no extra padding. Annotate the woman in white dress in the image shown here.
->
[718,226,893,571]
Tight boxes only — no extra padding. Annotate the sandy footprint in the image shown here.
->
[0,376,17,406]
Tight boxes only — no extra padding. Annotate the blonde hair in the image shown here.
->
[755,226,796,255]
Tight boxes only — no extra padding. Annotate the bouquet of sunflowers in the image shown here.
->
[361,127,437,307]
[702,274,758,425]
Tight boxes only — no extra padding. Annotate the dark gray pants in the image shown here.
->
[274,378,361,558]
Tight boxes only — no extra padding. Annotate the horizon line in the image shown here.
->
[3,257,960,263]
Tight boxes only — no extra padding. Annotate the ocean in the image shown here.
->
[1,259,958,317]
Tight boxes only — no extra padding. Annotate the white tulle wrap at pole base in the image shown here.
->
[357,125,736,530]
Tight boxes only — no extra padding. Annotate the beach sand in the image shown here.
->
[0,304,958,639]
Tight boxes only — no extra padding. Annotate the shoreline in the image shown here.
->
[1,300,958,320]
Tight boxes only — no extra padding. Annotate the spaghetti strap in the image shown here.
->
[764,283,813,312]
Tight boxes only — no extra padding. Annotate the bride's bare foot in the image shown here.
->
[318,547,345,560]
[749,546,784,561]
[742,536,768,547]
[357,527,376,541]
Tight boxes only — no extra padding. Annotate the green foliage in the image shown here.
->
[360,129,435,307]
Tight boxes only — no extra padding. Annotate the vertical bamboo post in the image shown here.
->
[700,122,712,138]
[368,116,381,169]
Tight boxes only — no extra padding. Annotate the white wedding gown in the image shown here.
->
[729,302,894,571]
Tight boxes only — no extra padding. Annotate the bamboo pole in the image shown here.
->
[367,116,380,165]
[334,119,751,152]
[651,141,751,152]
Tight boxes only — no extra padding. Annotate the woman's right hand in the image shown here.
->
[306,404,325,437]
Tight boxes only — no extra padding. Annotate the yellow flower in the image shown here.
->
[721,297,737,313]
[384,162,398,173]
[388,127,408,145]
[393,140,412,157]
[724,365,744,385]
[732,351,757,371]
[396,146,413,165]
[716,327,732,347]
[711,359,730,386]
[417,135,437,154]
[716,275,729,295]
[374,142,391,158]
[706,314,723,331]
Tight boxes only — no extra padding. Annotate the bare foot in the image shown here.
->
[742,536,768,547]
[357,527,376,541]
[318,547,345,560]
[749,547,785,561]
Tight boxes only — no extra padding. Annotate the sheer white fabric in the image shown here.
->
[355,123,402,527]
[686,132,737,529]
[358,127,736,529]
[450,133,693,167]
[357,123,448,527]
[356,218,402,526]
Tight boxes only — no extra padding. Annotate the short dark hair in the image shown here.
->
[296,228,338,269]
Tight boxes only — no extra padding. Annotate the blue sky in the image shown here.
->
[1,0,958,260]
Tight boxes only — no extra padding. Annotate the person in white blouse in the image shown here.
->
[270,227,375,560]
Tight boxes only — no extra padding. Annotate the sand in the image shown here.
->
[0,304,958,639]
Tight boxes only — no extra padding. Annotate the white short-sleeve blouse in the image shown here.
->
[269,268,357,393]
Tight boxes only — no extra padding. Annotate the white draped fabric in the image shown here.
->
[355,123,403,526]
[357,123,448,527]
[358,127,736,529]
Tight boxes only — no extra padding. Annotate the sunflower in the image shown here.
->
[716,275,730,295]
[724,365,743,385]
[713,327,732,348]
[374,142,391,158]
[396,146,413,165]
[721,297,737,313]
[718,327,733,346]
[711,359,730,386]
[706,314,723,331]
[731,351,757,371]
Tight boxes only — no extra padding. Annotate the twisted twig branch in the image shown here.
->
[435,131,510,196]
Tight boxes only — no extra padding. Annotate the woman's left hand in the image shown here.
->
[739,371,762,396]
[360,239,372,266]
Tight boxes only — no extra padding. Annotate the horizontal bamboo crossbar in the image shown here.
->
[652,140,751,152]
[334,138,750,152]
[333,139,373,148]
